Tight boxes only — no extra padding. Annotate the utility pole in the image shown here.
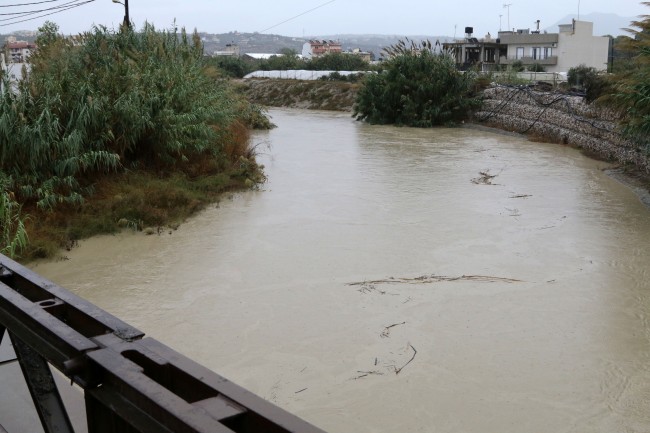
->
[112,0,130,29]
[503,3,512,31]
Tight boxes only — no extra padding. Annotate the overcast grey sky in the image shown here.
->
[1,0,647,36]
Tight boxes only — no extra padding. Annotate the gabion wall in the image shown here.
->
[476,86,650,173]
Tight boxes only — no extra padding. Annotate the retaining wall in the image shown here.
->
[476,86,650,173]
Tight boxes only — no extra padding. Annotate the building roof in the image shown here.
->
[6,42,36,49]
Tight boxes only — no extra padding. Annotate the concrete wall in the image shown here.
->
[476,86,649,173]
[556,21,609,72]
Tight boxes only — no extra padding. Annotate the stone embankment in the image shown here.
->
[476,86,650,173]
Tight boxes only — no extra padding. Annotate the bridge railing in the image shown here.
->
[0,254,326,433]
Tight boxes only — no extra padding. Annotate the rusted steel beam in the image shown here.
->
[0,254,327,433]
[10,333,75,433]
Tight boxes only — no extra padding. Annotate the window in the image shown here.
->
[516,47,524,59]
[543,47,553,59]
[532,47,541,60]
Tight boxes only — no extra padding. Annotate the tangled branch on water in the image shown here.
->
[381,322,406,338]
[394,343,417,375]
[348,274,523,287]
[471,170,500,185]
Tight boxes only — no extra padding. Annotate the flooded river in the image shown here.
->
[30,109,650,433]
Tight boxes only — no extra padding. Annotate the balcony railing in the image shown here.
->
[500,55,558,66]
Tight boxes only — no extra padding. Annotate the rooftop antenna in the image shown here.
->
[499,14,503,31]
[503,3,512,31]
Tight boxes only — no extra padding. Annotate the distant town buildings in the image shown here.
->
[443,20,610,73]
[3,36,36,63]
[302,40,342,59]
[214,43,240,57]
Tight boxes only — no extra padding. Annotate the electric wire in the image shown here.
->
[0,0,94,26]
[258,0,336,33]
[0,0,87,17]
[0,0,69,8]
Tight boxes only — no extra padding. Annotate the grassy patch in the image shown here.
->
[21,162,263,262]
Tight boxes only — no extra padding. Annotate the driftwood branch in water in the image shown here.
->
[381,321,406,338]
[395,343,417,375]
[348,274,523,287]
[471,169,500,185]
[352,370,384,380]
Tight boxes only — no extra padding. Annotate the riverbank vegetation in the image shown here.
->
[0,22,268,261]
[353,40,481,127]
[210,51,373,79]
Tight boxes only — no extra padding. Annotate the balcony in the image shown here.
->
[500,55,558,66]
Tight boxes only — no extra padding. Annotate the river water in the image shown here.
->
[32,109,650,433]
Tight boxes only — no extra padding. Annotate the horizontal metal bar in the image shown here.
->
[0,255,143,342]
[0,254,327,433]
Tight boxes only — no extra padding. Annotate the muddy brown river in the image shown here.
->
[19,109,650,432]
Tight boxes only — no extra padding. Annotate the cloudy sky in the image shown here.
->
[1,0,647,36]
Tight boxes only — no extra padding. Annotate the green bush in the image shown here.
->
[0,22,257,209]
[567,64,610,102]
[527,63,546,72]
[510,60,525,72]
[210,55,252,78]
[353,39,480,127]
[306,52,368,71]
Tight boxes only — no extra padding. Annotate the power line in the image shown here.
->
[0,0,94,26]
[0,0,69,8]
[0,0,87,17]
[258,0,336,34]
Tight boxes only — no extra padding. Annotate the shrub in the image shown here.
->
[0,176,27,258]
[527,63,546,72]
[567,64,610,102]
[510,60,525,72]
[307,52,368,71]
[353,39,480,127]
[0,22,260,209]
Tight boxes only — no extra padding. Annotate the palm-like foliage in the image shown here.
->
[353,39,480,127]
[608,2,650,151]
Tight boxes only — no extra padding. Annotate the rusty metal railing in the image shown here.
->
[0,254,326,433]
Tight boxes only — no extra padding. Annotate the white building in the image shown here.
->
[498,20,609,73]
[301,40,342,59]
[444,20,610,73]
[4,37,36,64]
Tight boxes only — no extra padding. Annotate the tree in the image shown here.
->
[607,2,650,146]
[353,39,480,127]
[307,52,368,71]
[209,55,253,78]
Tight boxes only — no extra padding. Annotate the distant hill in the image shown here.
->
[310,34,451,55]
[546,13,636,36]
[199,32,451,57]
